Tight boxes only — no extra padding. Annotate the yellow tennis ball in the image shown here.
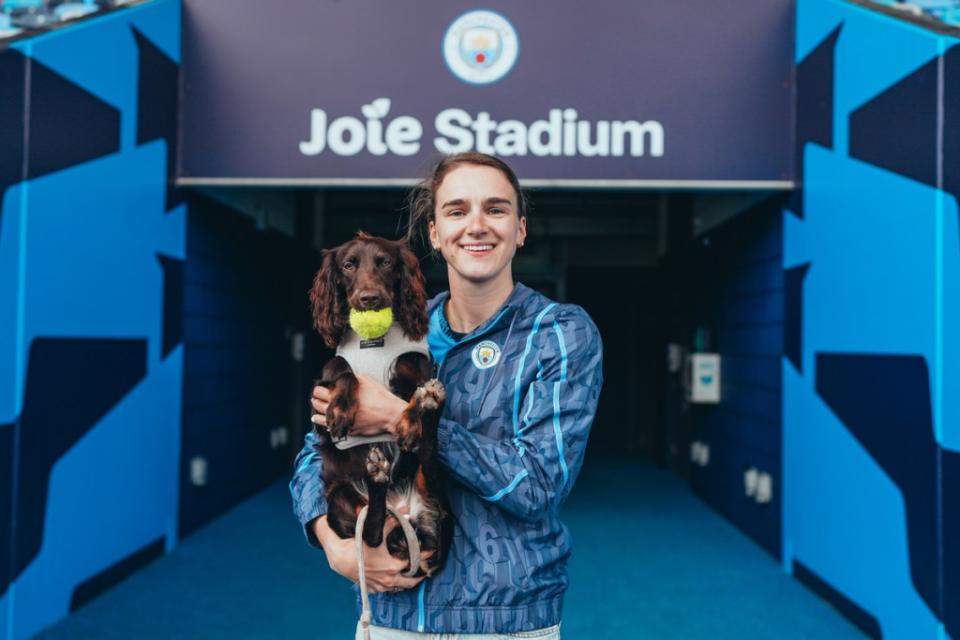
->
[349,307,394,340]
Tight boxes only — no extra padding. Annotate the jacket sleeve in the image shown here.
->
[289,430,328,548]
[436,306,603,522]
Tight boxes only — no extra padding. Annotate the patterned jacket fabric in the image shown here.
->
[290,283,604,634]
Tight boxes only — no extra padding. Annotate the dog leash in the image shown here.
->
[355,504,422,640]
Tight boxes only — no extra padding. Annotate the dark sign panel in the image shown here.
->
[180,1,795,186]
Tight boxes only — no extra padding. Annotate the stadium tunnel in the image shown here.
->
[1,0,959,638]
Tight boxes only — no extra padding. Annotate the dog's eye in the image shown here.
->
[379,257,392,268]
[342,261,356,271]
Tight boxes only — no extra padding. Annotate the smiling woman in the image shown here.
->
[291,152,604,640]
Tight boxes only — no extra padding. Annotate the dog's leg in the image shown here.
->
[414,380,446,485]
[325,481,365,540]
[412,380,448,576]
[395,379,444,453]
[361,446,391,547]
[319,358,358,441]
[326,372,359,441]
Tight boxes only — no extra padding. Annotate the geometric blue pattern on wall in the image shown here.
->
[0,48,121,242]
[134,26,181,212]
[157,253,184,358]
[816,353,942,632]
[850,58,938,196]
[792,559,882,639]
[26,54,120,184]
[0,2,184,638]
[784,262,809,372]
[789,25,840,220]
[3,338,147,598]
[0,50,27,236]
[786,3,960,638]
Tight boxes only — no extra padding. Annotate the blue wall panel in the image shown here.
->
[0,2,185,638]
[687,204,785,559]
[178,195,309,539]
[785,1,960,637]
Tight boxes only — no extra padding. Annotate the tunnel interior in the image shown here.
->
[182,185,785,496]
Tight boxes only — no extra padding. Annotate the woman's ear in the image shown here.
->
[517,215,527,248]
[428,219,440,252]
[310,249,346,348]
[395,242,429,340]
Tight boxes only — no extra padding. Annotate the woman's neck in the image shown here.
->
[445,271,515,334]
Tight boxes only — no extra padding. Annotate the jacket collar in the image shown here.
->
[427,282,534,342]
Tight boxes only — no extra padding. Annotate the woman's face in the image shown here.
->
[429,164,527,287]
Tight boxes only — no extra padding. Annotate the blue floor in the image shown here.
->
[35,457,866,639]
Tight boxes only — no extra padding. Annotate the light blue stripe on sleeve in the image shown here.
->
[417,580,427,631]
[296,451,316,473]
[552,321,570,489]
[512,303,556,436]
[482,469,529,502]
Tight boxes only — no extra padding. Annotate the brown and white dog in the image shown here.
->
[310,232,450,577]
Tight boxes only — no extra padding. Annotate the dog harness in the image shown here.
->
[331,324,430,450]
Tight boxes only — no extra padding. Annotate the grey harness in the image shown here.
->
[331,324,430,451]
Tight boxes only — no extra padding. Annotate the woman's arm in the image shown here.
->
[437,307,603,522]
[290,431,425,591]
[290,430,328,547]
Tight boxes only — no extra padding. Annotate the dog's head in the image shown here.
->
[310,232,428,348]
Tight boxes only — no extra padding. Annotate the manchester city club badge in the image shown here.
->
[442,10,519,85]
[471,340,502,369]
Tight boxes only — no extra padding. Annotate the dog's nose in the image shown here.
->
[358,291,383,309]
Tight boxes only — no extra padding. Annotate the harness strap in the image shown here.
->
[355,503,423,640]
[332,433,396,450]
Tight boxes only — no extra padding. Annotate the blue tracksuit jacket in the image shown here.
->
[290,282,603,634]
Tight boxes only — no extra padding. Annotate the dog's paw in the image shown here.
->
[326,399,356,440]
[416,379,446,411]
[366,446,391,484]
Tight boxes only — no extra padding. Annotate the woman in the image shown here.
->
[290,152,603,639]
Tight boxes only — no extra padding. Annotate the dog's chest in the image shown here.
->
[336,324,430,386]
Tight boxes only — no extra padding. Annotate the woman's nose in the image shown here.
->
[465,209,488,234]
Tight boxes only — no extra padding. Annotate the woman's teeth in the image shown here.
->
[462,244,494,251]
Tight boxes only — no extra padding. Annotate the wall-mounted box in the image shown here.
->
[687,353,721,403]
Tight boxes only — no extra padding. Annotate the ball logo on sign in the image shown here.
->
[443,10,518,85]
[471,340,502,369]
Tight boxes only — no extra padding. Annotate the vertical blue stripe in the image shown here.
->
[552,322,570,490]
[552,321,568,382]
[552,382,569,491]
[512,303,556,436]
[417,580,426,632]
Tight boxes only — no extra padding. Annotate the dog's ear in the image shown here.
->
[310,249,347,348]
[395,241,429,341]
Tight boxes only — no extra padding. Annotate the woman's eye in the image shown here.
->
[489,208,505,215]
[448,209,464,217]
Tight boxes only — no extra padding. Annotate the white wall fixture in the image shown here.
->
[291,332,305,362]
[690,441,711,467]
[687,353,721,403]
[190,456,208,487]
[744,467,759,497]
[755,472,773,504]
[270,426,289,449]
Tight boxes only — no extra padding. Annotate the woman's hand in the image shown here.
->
[310,374,407,437]
[312,516,426,593]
